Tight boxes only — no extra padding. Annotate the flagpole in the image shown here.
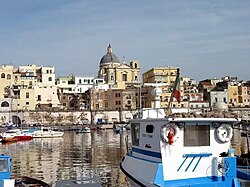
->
[166,68,180,114]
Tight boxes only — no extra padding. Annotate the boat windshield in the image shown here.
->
[131,123,140,146]
[0,159,8,172]
[184,124,210,147]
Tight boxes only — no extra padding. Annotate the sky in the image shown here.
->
[0,0,250,81]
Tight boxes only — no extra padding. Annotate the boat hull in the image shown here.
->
[1,136,33,143]
[15,176,49,187]
[121,154,241,187]
[32,132,64,138]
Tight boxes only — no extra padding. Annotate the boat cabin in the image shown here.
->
[129,109,240,183]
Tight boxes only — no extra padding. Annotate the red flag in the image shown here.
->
[174,90,181,103]
[174,77,181,103]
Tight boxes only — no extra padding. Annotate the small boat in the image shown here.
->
[75,127,91,133]
[115,125,126,133]
[0,154,49,187]
[32,127,64,138]
[1,129,33,143]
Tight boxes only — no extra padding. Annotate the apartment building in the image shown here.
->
[87,88,137,111]
[142,67,184,108]
[0,64,59,111]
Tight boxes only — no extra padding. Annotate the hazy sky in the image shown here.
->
[0,1,250,81]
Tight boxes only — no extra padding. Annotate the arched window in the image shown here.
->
[123,74,127,81]
[1,101,9,107]
[1,73,5,79]
[7,74,11,79]
[134,63,137,68]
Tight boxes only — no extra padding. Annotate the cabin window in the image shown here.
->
[146,125,154,133]
[184,124,210,146]
[131,123,140,146]
[0,159,8,172]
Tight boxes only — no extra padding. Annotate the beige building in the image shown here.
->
[238,85,249,107]
[98,44,140,89]
[142,67,186,109]
[0,64,60,111]
[228,85,239,107]
[88,88,137,111]
[0,65,15,99]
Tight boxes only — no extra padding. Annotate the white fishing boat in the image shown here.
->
[32,127,64,138]
[120,69,242,187]
[75,127,91,133]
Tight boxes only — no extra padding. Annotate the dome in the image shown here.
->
[100,44,120,65]
[213,101,228,112]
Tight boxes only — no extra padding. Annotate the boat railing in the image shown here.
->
[133,108,166,119]
[125,134,132,154]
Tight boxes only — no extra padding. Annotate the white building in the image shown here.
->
[210,89,228,107]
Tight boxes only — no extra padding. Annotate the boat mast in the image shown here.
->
[166,68,180,114]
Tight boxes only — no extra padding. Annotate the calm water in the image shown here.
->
[0,129,131,187]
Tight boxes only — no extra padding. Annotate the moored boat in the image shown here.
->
[121,112,241,187]
[32,127,64,138]
[120,68,242,187]
[75,127,91,133]
[1,129,33,143]
[0,154,49,187]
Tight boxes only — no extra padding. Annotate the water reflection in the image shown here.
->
[0,130,131,187]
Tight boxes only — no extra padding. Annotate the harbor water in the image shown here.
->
[0,129,131,187]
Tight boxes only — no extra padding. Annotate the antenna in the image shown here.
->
[143,82,169,109]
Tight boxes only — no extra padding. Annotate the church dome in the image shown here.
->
[100,44,120,65]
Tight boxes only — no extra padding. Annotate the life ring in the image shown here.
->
[216,124,233,143]
[161,124,179,145]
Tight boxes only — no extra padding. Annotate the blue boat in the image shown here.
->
[0,154,49,187]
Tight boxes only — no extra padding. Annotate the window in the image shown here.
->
[184,124,210,146]
[223,98,227,103]
[0,159,8,172]
[26,102,29,105]
[131,123,140,146]
[1,101,9,107]
[26,92,29,99]
[48,77,52,81]
[115,93,121,97]
[79,79,82,84]
[46,70,49,73]
[111,76,114,80]
[122,74,127,81]
[96,93,99,100]
[7,74,11,79]
[1,73,5,78]
[38,95,41,101]
[146,125,154,133]
[105,102,108,108]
